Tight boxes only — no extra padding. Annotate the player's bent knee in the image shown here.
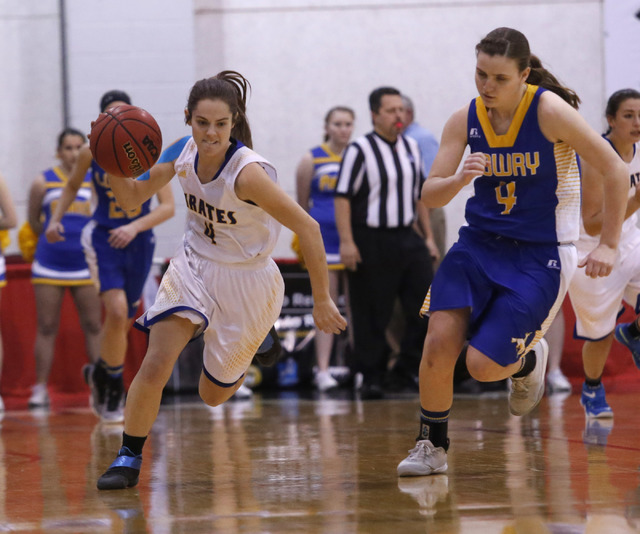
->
[198,386,231,407]
[466,352,504,382]
[198,377,236,407]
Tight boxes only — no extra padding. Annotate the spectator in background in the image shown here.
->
[0,171,18,411]
[295,106,355,391]
[335,86,438,400]
[402,95,446,266]
[25,128,102,408]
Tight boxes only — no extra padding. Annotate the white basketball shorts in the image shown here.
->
[569,241,640,340]
[138,244,285,385]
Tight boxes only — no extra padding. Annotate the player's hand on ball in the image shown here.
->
[45,221,65,243]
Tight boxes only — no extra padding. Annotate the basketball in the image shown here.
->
[89,104,162,178]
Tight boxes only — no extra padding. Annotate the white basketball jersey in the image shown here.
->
[174,138,281,264]
[576,141,640,255]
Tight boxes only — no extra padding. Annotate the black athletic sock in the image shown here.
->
[628,319,640,338]
[104,362,124,379]
[418,407,450,450]
[122,433,147,457]
[512,350,536,378]
[585,377,602,388]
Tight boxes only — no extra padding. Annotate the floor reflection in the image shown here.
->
[0,390,638,532]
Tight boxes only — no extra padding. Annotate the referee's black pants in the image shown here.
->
[347,225,433,387]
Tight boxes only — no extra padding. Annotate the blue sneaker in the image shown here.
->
[580,382,613,419]
[97,447,142,490]
[614,323,640,370]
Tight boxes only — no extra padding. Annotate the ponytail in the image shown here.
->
[527,55,580,110]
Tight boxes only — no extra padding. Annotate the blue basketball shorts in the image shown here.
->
[424,226,576,366]
[82,221,155,317]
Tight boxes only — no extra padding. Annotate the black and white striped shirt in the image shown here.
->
[335,132,424,228]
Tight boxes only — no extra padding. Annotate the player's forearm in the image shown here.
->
[598,159,629,249]
[129,202,175,233]
[297,220,332,303]
[50,185,81,224]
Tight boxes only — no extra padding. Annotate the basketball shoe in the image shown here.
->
[614,323,640,370]
[83,363,107,418]
[28,383,50,408]
[580,382,613,419]
[97,446,142,490]
[102,376,125,424]
[314,370,339,391]
[509,338,549,416]
[397,440,448,477]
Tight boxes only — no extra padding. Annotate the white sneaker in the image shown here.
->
[509,338,549,416]
[314,370,338,391]
[397,440,448,477]
[233,384,253,400]
[398,475,449,516]
[29,383,50,408]
[546,368,571,394]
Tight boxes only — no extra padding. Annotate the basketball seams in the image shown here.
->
[109,117,128,177]
[116,119,161,168]
[89,105,162,178]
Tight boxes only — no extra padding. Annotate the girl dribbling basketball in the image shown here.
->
[97,71,346,490]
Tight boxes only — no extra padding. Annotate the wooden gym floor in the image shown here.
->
[1,388,639,533]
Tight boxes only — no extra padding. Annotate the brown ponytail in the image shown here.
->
[526,55,580,110]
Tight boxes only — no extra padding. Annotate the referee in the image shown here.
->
[335,86,438,400]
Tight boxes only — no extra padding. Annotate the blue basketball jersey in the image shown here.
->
[466,84,581,244]
[33,166,93,283]
[90,160,151,228]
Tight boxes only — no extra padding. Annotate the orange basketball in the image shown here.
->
[89,104,162,178]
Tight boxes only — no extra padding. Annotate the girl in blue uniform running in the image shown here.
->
[397,27,629,477]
